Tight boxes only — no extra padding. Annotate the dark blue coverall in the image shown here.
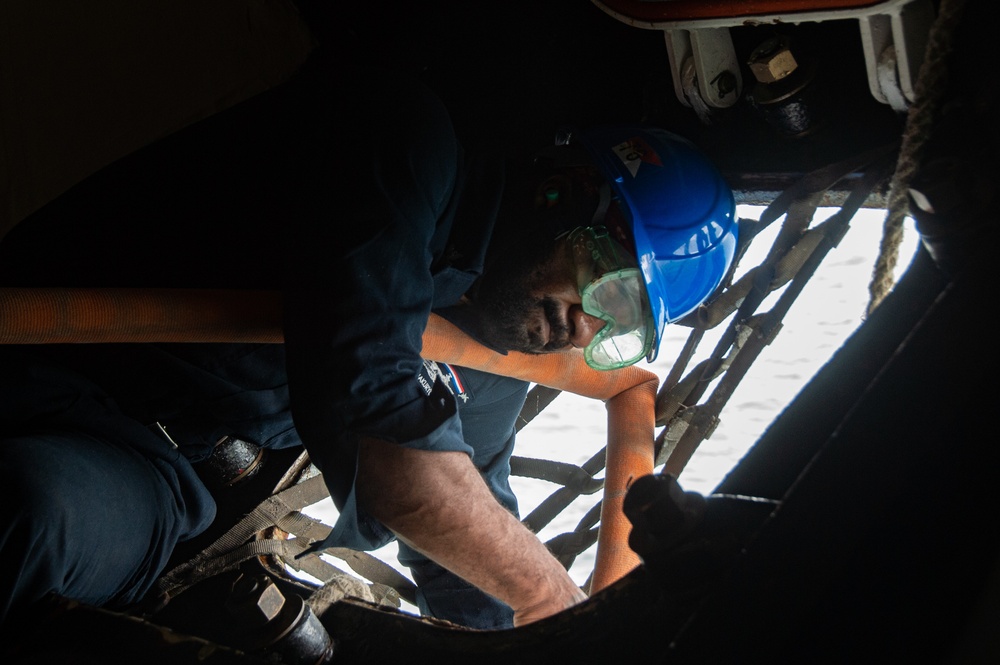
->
[0,66,529,630]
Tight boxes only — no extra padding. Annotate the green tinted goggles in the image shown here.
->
[568,227,656,370]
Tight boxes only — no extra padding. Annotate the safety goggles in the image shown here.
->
[568,226,656,370]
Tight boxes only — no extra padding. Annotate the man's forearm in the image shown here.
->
[356,438,587,625]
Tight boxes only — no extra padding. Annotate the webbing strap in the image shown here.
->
[522,447,608,533]
[509,456,604,494]
[546,529,599,568]
[322,548,417,604]
[155,474,329,596]
[268,500,418,604]
[163,538,295,598]
[155,470,421,606]
[516,385,562,431]
[283,545,408,609]
[276,511,332,543]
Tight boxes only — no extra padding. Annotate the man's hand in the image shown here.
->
[511,581,588,627]
[357,438,587,625]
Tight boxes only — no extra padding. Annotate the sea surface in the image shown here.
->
[305,205,920,604]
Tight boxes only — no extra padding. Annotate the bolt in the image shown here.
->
[227,575,286,626]
[712,71,738,98]
[749,36,798,84]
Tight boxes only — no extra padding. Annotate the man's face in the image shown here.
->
[471,234,607,355]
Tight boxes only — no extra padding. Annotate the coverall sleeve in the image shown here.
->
[394,364,529,628]
[279,68,474,551]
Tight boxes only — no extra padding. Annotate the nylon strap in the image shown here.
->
[155,474,329,596]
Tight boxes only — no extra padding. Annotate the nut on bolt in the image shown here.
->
[749,36,798,84]
[227,574,287,626]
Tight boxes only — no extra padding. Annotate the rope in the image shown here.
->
[866,0,969,314]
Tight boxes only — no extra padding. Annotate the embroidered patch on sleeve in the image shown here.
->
[421,359,469,403]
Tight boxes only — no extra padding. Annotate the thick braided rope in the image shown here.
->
[867,0,968,314]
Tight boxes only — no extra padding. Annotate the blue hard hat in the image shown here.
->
[577,126,737,362]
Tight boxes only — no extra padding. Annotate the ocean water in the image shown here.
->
[304,205,920,602]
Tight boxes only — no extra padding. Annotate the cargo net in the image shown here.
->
[153,144,910,617]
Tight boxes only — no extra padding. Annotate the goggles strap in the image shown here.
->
[590,181,612,227]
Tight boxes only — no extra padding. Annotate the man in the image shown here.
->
[0,63,736,632]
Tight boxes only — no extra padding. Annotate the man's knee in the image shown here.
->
[0,431,215,625]
[1,434,87,543]
[0,438,86,622]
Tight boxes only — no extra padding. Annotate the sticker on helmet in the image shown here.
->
[611,137,663,178]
